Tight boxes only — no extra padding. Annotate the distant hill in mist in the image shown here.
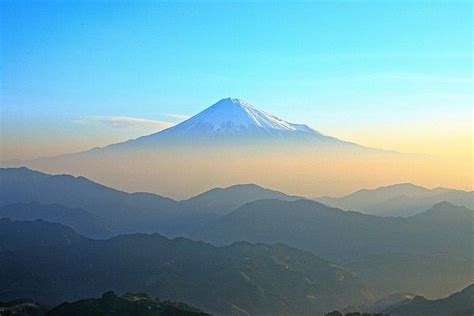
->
[0,167,302,237]
[327,284,474,316]
[194,199,473,261]
[316,183,473,217]
[193,200,473,298]
[0,202,112,239]
[180,183,302,216]
[345,253,473,299]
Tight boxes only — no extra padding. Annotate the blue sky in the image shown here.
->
[1,0,472,160]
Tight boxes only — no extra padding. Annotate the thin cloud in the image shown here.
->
[162,113,192,120]
[75,116,175,131]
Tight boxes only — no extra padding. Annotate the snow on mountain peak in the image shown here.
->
[171,98,319,135]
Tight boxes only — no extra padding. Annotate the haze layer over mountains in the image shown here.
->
[316,183,473,217]
[1,167,473,311]
[2,98,461,199]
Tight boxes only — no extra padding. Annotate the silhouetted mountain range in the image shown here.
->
[5,167,472,241]
[1,167,471,304]
[0,219,374,315]
[316,183,473,217]
[0,292,209,316]
[5,285,472,316]
[0,167,302,236]
[48,291,210,316]
[0,167,178,235]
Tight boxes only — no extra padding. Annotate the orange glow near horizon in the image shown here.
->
[4,141,472,199]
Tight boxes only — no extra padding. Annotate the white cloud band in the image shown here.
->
[75,116,176,131]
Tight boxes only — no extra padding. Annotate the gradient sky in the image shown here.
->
[1,0,472,163]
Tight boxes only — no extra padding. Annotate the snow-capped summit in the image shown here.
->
[176,98,318,134]
[133,98,325,143]
[102,97,370,150]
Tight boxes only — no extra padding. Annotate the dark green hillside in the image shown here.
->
[0,219,374,316]
[47,291,209,316]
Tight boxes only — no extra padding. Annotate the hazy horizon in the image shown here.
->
[2,96,473,198]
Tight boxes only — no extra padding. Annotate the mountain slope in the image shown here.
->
[0,202,112,239]
[194,200,473,261]
[0,167,308,236]
[316,183,473,217]
[194,200,473,298]
[317,183,432,208]
[0,299,48,316]
[0,219,375,316]
[126,98,342,144]
[381,284,474,316]
[0,293,209,316]
[344,253,474,298]
[0,167,180,235]
[180,183,303,216]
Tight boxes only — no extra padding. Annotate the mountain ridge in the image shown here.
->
[0,167,307,236]
[193,199,474,298]
[0,202,112,239]
[0,218,375,315]
[180,183,304,215]
[316,183,473,217]
[193,199,473,261]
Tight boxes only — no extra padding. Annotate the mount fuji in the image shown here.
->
[5,98,403,198]
[104,97,362,149]
[142,97,321,137]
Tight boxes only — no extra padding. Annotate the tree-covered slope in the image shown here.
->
[0,219,374,316]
